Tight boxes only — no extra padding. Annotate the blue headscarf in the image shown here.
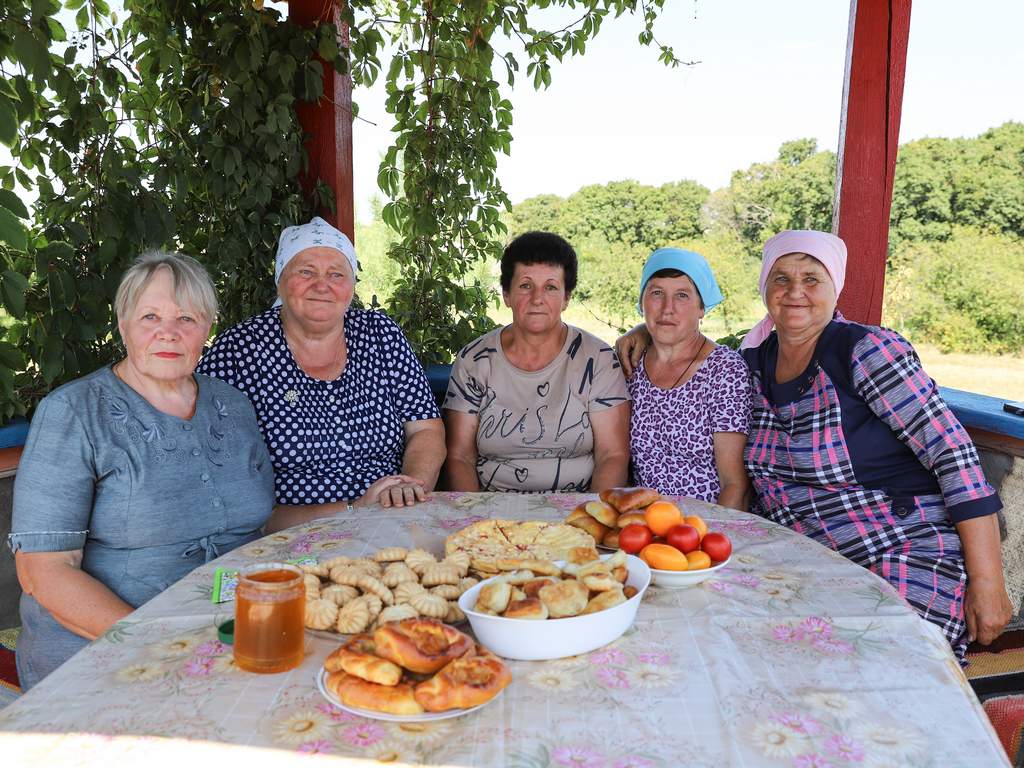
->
[637,248,723,314]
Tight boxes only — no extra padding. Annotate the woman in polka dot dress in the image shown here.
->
[197,217,444,528]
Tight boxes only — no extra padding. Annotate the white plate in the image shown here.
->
[648,555,731,588]
[458,554,651,661]
[315,667,494,722]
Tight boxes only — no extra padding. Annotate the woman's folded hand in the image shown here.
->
[356,474,427,509]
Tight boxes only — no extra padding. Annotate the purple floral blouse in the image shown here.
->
[628,344,751,501]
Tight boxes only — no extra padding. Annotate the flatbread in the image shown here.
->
[445,520,595,574]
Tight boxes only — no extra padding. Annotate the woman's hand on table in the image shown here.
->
[965,575,1013,646]
[355,474,427,508]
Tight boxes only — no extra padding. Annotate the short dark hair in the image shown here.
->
[644,267,704,308]
[500,231,578,294]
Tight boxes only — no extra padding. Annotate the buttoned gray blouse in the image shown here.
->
[9,366,275,689]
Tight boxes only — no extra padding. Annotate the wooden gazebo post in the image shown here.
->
[288,0,355,242]
[833,0,912,324]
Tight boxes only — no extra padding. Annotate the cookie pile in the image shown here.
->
[471,547,638,620]
[303,547,477,634]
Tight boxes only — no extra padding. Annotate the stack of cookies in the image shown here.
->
[303,547,478,634]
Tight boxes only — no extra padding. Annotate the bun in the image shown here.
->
[372,617,474,674]
[413,646,512,712]
[538,579,589,618]
[326,633,403,686]
[503,598,548,620]
[326,670,424,716]
[616,512,647,529]
[565,514,608,542]
[584,500,618,527]
[604,487,660,512]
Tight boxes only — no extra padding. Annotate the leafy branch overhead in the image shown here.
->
[0,0,682,419]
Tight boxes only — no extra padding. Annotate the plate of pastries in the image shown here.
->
[303,547,477,637]
[319,617,511,721]
[457,546,651,661]
[563,487,664,550]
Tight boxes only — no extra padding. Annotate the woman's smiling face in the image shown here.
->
[764,253,837,337]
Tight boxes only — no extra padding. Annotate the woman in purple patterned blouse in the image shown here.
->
[626,248,752,510]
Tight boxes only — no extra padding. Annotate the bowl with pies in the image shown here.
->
[318,617,511,721]
[456,547,651,661]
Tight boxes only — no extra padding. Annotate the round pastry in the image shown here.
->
[325,633,403,685]
[382,562,418,588]
[430,584,462,600]
[602,530,621,549]
[602,487,661,512]
[616,511,647,529]
[503,597,548,620]
[335,599,372,634]
[305,598,339,630]
[320,584,359,606]
[445,601,466,624]
[377,604,419,626]
[566,546,601,565]
[393,581,427,603]
[374,547,409,563]
[582,588,627,615]
[301,563,330,578]
[413,645,512,712]
[326,670,424,716]
[475,580,512,615]
[372,617,474,675]
[584,500,618,527]
[408,592,449,619]
[538,579,589,618]
[565,515,608,543]
[404,549,437,575]
[330,566,366,587]
[420,562,460,587]
[522,577,556,599]
[444,551,471,576]
[355,575,395,605]
[303,574,322,598]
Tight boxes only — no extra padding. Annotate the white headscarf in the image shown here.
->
[273,216,357,307]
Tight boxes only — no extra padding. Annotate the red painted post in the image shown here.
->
[288,0,355,242]
[832,0,912,324]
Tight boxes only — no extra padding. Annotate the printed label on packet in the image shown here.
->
[211,556,318,603]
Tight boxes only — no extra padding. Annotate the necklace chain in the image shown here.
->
[668,336,708,390]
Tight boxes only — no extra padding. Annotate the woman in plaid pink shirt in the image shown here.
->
[739,230,1011,661]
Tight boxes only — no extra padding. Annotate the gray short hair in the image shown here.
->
[114,250,219,323]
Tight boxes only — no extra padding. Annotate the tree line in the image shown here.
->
[437,122,1021,353]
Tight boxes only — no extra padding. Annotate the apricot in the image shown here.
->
[639,543,689,571]
[644,501,683,536]
[683,514,708,539]
[685,550,711,570]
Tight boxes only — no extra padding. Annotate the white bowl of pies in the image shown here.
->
[457,549,651,661]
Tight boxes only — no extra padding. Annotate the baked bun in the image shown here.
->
[585,500,618,527]
[538,579,589,618]
[413,646,512,712]
[566,546,601,565]
[326,670,424,716]
[582,588,627,615]
[372,617,474,674]
[326,633,403,686]
[604,487,660,512]
[616,512,647,529]
[522,577,556,599]
[565,514,608,542]
[602,530,620,549]
[475,579,512,614]
[503,597,548,620]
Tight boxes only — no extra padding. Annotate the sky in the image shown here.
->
[347,0,1024,220]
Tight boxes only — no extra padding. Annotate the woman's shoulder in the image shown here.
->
[823,319,916,367]
[452,326,503,366]
[211,308,280,349]
[707,343,748,370]
[38,366,116,410]
[564,324,617,362]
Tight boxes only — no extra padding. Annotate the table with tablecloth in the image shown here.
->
[0,492,1008,766]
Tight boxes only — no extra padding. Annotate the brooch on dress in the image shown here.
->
[284,389,299,405]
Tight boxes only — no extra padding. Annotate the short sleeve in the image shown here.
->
[443,337,490,415]
[376,313,441,422]
[196,330,243,390]
[708,349,752,434]
[850,328,1000,523]
[9,395,95,553]
[585,344,629,412]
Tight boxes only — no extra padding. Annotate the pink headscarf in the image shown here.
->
[739,230,848,350]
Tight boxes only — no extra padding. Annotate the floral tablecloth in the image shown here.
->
[0,493,1008,767]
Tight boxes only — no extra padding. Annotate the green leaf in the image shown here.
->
[1,270,29,318]
[76,5,89,31]
[0,342,21,372]
[0,96,17,146]
[40,333,64,384]
[0,206,28,251]
[0,190,29,219]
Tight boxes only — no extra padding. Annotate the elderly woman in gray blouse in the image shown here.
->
[9,252,275,690]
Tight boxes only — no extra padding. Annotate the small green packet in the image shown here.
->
[212,556,318,603]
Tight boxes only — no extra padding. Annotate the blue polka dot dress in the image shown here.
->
[196,308,440,505]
